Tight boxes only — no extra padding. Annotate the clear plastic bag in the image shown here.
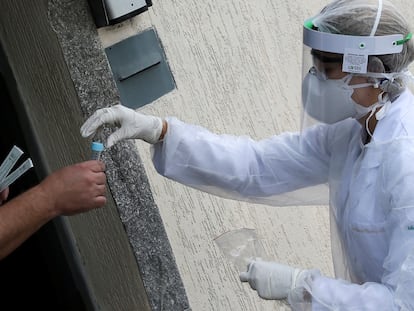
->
[214,228,267,272]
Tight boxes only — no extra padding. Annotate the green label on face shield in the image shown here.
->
[408,225,414,230]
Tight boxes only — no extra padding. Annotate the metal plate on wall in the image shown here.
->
[105,28,175,109]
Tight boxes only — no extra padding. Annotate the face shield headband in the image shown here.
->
[303,19,412,75]
[300,9,413,144]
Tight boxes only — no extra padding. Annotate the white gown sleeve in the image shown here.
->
[288,139,414,311]
[288,273,396,310]
[152,117,331,206]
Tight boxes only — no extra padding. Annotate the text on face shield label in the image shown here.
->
[342,49,368,74]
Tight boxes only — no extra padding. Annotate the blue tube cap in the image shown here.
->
[91,142,104,152]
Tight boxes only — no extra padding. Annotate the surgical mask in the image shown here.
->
[302,70,375,124]
[354,102,376,120]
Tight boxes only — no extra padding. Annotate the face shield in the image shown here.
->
[301,18,406,132]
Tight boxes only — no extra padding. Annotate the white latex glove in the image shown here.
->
[80,105,163,147]
[239,259,305,300]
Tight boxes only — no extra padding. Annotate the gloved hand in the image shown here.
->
[239,259,305,300]
[80,104,163,147]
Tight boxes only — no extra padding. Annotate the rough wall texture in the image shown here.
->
[47,1,190,310]
[13,0,412,310]
[104,0,414,310]
[132,2,331,310]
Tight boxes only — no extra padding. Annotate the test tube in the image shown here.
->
[91,142,104,161]
[0,146,24,182]
[0,159,33,192]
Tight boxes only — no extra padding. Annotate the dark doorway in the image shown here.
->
[0,51,87,310]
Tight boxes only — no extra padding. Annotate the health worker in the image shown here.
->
[81,0,414,309]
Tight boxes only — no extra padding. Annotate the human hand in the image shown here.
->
[239,259,304,300]
[0,187,9,205]
[80,104,163,147]
[38,161,106,216]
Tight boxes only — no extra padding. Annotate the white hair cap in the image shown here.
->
[312,0,414,98]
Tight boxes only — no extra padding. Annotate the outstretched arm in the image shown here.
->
[0,160,106,259]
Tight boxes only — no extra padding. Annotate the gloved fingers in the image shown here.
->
[239,260,256,284]
[80,106,122,137]
[107,129,127,148]
[80,111,105,137]
[240,273,257,291]
[239,271,249,282]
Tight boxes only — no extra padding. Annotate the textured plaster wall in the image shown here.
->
[98,0,414,310]
[47,1,187,310]
[143,3,331,311]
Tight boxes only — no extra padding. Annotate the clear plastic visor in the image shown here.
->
[301,46,356,131]
[300,20,405,133]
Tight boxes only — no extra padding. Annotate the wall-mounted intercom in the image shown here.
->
[87,0,153,28]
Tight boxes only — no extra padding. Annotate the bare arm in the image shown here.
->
[0,184,56,258]
[0,160,106,259]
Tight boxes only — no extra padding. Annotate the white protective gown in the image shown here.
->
[152,89,414,310]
